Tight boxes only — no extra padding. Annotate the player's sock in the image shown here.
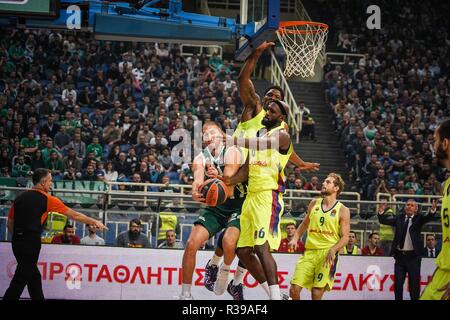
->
[210,254,222,266]
[260,281,271,298]
[269,284,281,300]
[214,263,230,295]
[181,284,192,298]
[232,265,247,286]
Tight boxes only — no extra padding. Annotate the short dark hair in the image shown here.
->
[32,168,50,185]
[349,231,357,238]
[129,218,141,227]
[64,224,74,231]
[437,119,450,140]
[264,85,285,100]
[368,232,379,239]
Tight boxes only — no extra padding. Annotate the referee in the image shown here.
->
[3,168,107,300]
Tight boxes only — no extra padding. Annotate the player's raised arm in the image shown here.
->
[238,41,274,122]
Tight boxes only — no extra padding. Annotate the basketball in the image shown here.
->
[200,179,229,207]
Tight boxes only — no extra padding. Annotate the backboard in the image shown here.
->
[235,0,280,61]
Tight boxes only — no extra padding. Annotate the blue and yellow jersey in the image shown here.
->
[247,124,293,193]
[305,198,343,250]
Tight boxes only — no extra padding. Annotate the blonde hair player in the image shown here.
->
[288,173,350,300]
[420,119,450,300]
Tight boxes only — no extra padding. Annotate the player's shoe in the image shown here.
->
[214,266,230,295]
[281,293,291,300]
[227,281,244,300]
[204,260,218,292]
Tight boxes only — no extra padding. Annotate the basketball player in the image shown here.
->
[179,121,248,300]
[288,173,350,300]
[229,99,293,300]
[420,119,450,300]
[236,41,320,173]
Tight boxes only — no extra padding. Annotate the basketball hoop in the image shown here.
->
[276,21,329,78]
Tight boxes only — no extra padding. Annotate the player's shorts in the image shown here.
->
[194,207,241,238]
[420,267,450,300]
[290,249,339,291]
[237,190,284,250]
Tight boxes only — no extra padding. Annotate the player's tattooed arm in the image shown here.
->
[238,41,274,122]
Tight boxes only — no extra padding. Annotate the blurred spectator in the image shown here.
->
[423,234,440,258]
[339,231,361,255]
[299,101,316,142]
[303,176,320,191]
[20,131,38,157]
[45,150,64,180]
[63,148,82,172]
[30,149,45,173]
[40,114,60,139]
[80,224,105,246]
[104,161,118,182]
[277,222,305,253]
[12,155,32,178]
[158,229,184,249]
[286,173,296,189]
[116,218,151,248]
[361,232,384,256]
[51,224,80,245]
[67,132,86,159]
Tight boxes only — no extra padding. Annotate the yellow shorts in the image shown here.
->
[290,249,339,291]
[237,190,284,250]
[420,268,450,300]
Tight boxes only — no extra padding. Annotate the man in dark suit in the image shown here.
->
[423,234,440,258]
[378,199,437,300]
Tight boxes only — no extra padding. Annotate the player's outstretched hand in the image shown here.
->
[93,220,108,231]
[256,41,275,54]
[323,247,336,268]
[299,162,320,172]
[438,282,450,300]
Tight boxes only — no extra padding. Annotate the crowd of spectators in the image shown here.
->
[321,0,450,199]
[0,28,245,189]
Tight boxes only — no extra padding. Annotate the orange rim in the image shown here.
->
[278,21,329,35]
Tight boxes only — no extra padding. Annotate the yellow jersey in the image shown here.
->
[436,178,450,270]
[343,245,359,255]
[233,109,288,139]
[233,109,266,139]
[247,124,293,193]
[305,198,343,250]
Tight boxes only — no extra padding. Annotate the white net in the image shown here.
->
[276,22,328,78]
